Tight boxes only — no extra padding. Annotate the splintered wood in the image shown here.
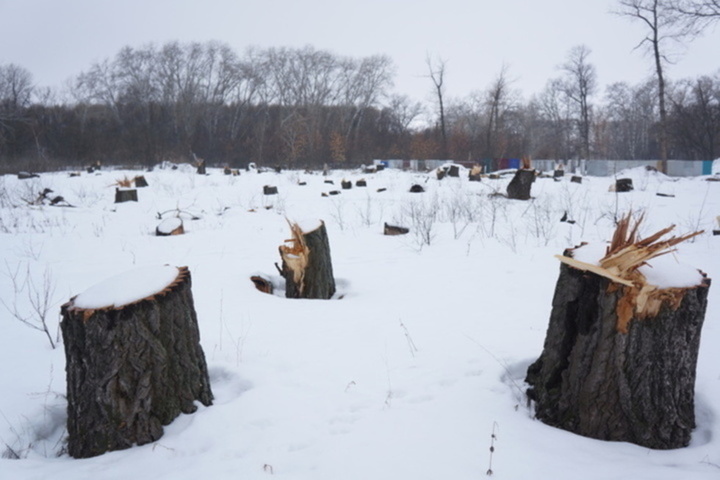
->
[279,221,310,294]
[556,213,703,333]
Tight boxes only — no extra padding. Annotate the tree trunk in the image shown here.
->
[60,266,213,458]
[506,169,535,200]
[278,221,336,299]
[526,250,710,449]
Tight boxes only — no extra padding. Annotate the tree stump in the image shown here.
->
[196,160,206,175]
[553,169,565,179]
[468,165,483,182]
[156,217,184,236]
[115,188,138,203]
[134,175,149,187]
[409,184,424,193]
[60,266,213,458]
[341,180,352,190]
[616,178,633,192]
[506,169,536,200]
[525,216,709,449]
[447,165,460,177]
[278,220,336,299]
[571,175,582,184]
[356,179,367,187]
[263,185,278,195]
[436,169,446,180]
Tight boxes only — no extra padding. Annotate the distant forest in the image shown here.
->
[1,40,718,172]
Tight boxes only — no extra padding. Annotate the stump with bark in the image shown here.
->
[526,215,709,449]
[571,175,582,184]
[263,185,278,195]
[115,188,138,203]
[447,165,460,177]
[134,175,149,188]
[356,179,367,187]
[409,184,425,193]
[60,266,213,458]
[341,179,352,190]
[616,178,633,192]
[469,165,483,182]
[506,169,536,200]
[278,220,336,299]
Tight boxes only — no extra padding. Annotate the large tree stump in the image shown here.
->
[60,266,213,458]
[525,217,709,449]
[278,220,336,299]
[506,169,536,200]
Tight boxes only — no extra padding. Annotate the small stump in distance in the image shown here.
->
[616,178,634,192]
[134,175,149,187]
[341,179,352,190]
[278,220,336,299]
[115,188,138,203]
[526,215,708,449]
[409,184,424,193]
[571,175,582,184]
[263,185,278,195]
[60,266,213,458]
[356,179,367,187]
[156,217,184,236]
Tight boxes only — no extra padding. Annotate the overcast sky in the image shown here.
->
[1,0,718,104]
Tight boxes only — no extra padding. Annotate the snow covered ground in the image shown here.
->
[0,163,718,479]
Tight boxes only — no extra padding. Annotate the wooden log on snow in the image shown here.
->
[115,188,138,203]
[506,169,535,200]
[60,266,213,458]
[525,215,709,449]
[250,275,274,294]
[278,220,336,299]
[383,223,409,236]
[17,171,40,179]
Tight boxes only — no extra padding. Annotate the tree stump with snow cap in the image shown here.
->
[60,266,213,458]
[156,217,184,236]
[278,220,336,299]
[525,214,709,449]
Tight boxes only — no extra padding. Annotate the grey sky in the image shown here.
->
[1,0,718,103]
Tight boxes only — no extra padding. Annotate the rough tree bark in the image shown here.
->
[115,188,138,203]
[506,170,535,200]
[60,266,213,458]
[278,221,336,299]
[526,218,709,449]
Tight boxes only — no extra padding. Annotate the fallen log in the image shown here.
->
[383,223,409,235]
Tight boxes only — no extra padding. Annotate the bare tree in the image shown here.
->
[614,0,693,172]
[670,0,720,25]
[485,64,515,159]
[426,54,448,158]
[560,45,597,161]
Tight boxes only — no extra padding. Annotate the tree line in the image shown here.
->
[1,1,718,172]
